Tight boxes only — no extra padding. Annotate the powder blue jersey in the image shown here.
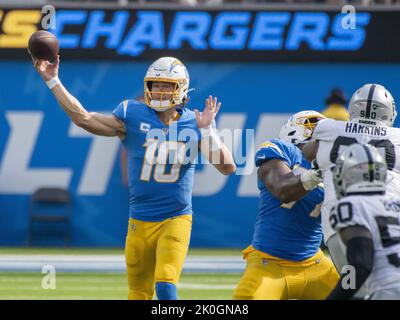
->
[113,100,201,222]
[252,139,324,261]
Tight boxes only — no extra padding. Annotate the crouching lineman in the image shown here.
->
[327,144,400,300]
[234,111,339,300]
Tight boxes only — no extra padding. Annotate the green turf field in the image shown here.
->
[0,247,242,300]
[0,247,242,256]
[0,272,241,300]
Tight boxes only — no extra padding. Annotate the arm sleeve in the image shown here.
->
[255,139,299,168]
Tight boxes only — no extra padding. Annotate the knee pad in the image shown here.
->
[155,263,178,283]
[128,289,154,300]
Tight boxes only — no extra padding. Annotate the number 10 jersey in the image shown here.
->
[312,118,400,242]
[113,99,202,221]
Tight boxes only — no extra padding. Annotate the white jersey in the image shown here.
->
[331,194,400,295]
[313,118,400,241]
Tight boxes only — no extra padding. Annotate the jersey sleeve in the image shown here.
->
[312,118,338,142]
[255,139,301,168]
[112,100,129,123]
[331,197,372,232]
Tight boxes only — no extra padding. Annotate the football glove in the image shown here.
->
[300,168,323,191]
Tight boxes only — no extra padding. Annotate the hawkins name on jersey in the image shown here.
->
[344,122,388,136]
[312,118,400,241]
[330,194,400,295]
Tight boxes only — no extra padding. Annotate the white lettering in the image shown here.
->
[0,112,72,194]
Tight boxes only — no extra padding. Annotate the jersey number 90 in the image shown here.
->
[330,136,396,170]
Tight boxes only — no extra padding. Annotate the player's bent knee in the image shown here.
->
[155,264,178,283]
[128,289,154,300]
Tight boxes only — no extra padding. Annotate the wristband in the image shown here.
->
[46,76,61,90]
[200,126,222,150]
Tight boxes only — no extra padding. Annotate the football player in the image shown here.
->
[31,55,236,300]
[302,84,400,277]
[233,111,339,300]
[327,144,400,300]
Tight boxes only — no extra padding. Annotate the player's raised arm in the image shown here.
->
[32,55,126,138]
[257,149,323,204]
[196,96,236,175]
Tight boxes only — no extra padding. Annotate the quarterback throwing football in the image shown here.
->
[32,55,236,300]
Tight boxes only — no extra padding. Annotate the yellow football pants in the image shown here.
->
[234,247,340,300]
[125,214,192,300]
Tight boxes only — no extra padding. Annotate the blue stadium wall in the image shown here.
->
[1,61,399,247]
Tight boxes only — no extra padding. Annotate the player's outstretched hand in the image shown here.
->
[31,54,60,82]
[195,95,221,129]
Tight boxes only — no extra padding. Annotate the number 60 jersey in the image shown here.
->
[331,195,400,295]
[312,118,400,242]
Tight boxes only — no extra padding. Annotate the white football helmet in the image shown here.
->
[333,143,387,199]
[144,57,189,112]
[279,110,326,145]
[348,84,397,126]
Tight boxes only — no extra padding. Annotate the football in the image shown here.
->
[28,30,59,62]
